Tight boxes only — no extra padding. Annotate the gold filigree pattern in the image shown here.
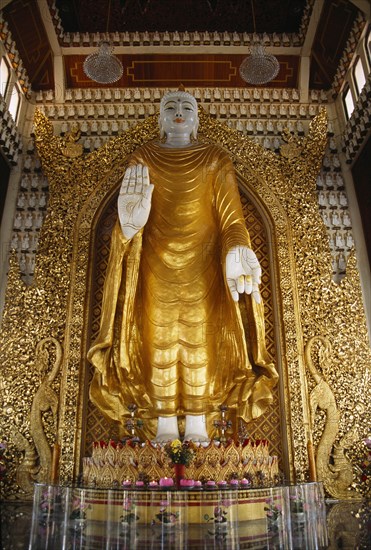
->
[60,122,83,158]
[82,441,278,486]
[0,106,370,501]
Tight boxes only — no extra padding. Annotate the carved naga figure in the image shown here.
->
[305,336,357,498]
[10,429,38,494]
[30,337,62,482]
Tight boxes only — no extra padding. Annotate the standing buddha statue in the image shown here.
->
[87,89,278,442]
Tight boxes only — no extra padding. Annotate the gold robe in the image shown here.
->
[88,141,278,432]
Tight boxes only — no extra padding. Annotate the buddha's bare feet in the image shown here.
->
[183,433,210,443]
[184,414,209,443]
[153,433,180,444]
[154,416,179,444]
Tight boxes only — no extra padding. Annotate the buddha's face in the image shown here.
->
[159,92,198,138]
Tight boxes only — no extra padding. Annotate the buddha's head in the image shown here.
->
[159,89,199,140]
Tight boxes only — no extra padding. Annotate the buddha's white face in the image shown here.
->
[160,95,198,137]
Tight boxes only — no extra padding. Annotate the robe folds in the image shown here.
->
[88,141,278,430]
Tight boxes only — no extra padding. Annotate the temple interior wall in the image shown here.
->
[0,3,370,500]
[1,83,369,314]
[1,2,370,333]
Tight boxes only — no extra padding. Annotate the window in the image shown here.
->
[8,84,21,122]
[353,57,366,96]
[343,87,354,119]
[0,57,10,97]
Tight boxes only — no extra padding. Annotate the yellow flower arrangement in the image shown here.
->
[165,439,195,466]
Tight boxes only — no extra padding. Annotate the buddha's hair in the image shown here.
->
[159,90,198,117]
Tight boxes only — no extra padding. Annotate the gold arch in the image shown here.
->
[60,116,303,481]
[34,110,324,483]
[3,106,369,501]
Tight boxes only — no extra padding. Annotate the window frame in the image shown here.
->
[353,55,367,97]
[0,56,11,98]
[366,26,371,68]
[342,85,355,120]
[8,83,21,123]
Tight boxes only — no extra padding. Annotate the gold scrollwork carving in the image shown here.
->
[60,122,83,159]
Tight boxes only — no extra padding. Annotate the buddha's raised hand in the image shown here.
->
[226,246,262,304]
[118,164,154,239]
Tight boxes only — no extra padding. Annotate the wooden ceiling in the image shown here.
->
[2,0,361,91]
[55,0,307,33]
[3,0,55,90]
[310,0,359,88]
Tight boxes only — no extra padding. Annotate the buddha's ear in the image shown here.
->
[191,120,199,140]
[159,119,165,139]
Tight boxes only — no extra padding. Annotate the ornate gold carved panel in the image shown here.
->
[0,109,370,501]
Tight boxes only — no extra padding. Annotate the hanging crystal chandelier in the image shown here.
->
[239,42,280,85]
[239,0,280,86]
[83,42,123,84]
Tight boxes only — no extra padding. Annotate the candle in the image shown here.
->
[149,480,159,487]
[135,480,144,487]
[240,478,250,486]
[50,443,60,484]
[179,479,195,487]
[307,440,317,482]
[159,477,174,487]
[206,480,216,487]
[122,480,132,487]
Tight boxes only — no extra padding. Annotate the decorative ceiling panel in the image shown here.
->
[2,0,361,92]
[309,0,358,89]
[3,0,55,91]
[64,53,299,88]
[55,0,307,34]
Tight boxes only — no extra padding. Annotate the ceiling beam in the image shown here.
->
[0,1,13,9]
[60,45,301,56]
[37,0,61,55]
[349,0,370,17]
[299,0,325,101]
[302,0,325,57]
[37,0,64,100]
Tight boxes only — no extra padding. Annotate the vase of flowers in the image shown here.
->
[264,499,282,532]
[120,500,139,530]
[69,496,91,531]
[290,494,305,523]
[165,439,195,486]
[155,501,179,527]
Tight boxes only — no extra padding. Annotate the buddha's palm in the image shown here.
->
[226,246,262,303]
[118,164,154,239]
